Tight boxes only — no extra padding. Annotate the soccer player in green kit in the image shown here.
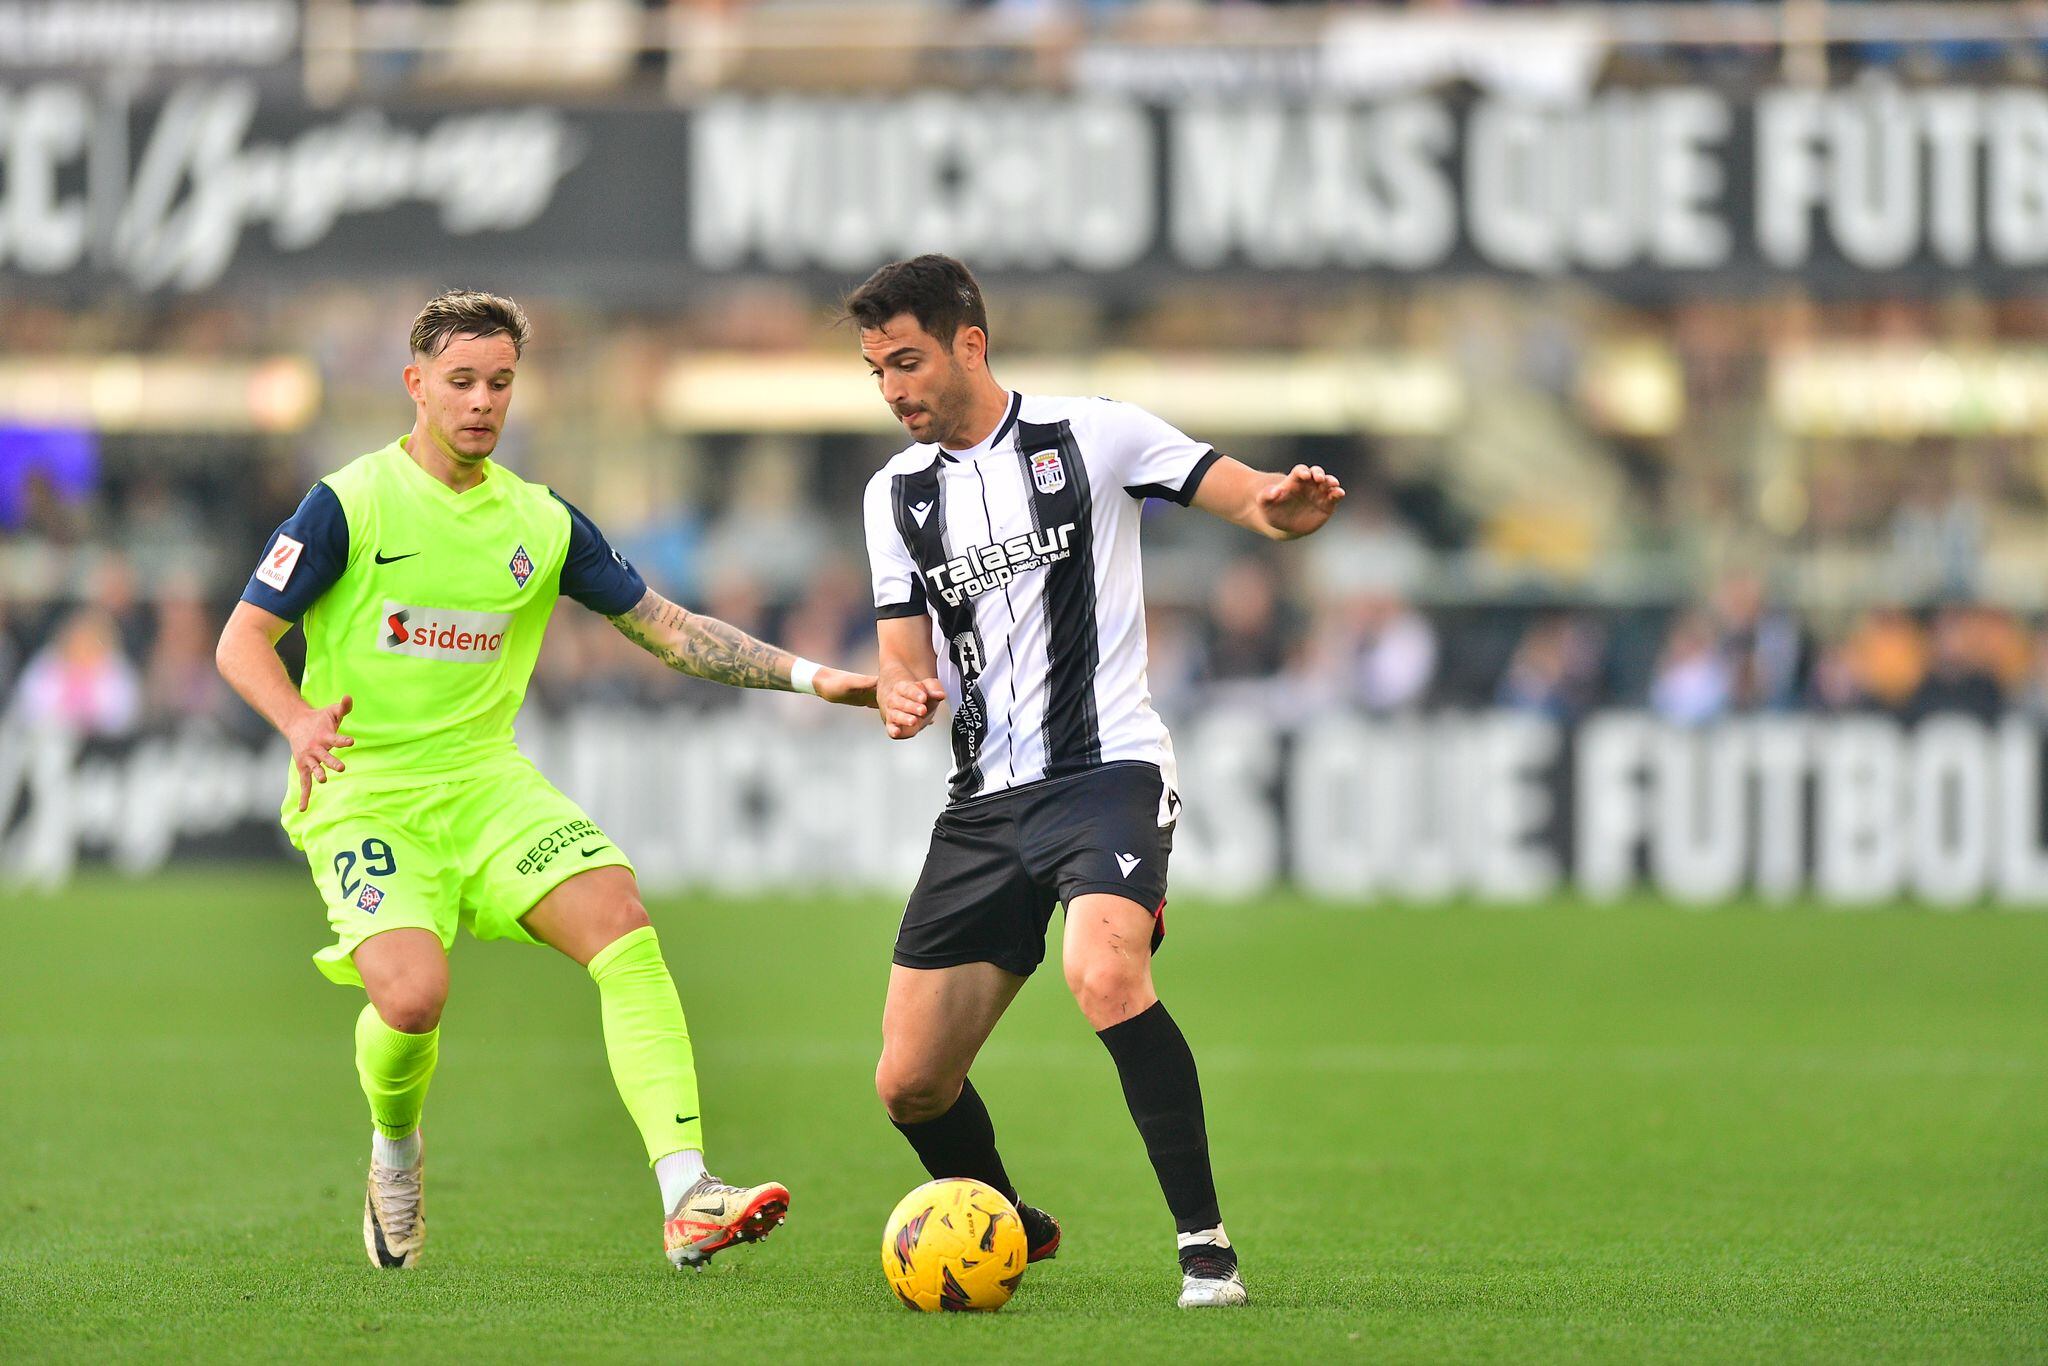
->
[215,291,877,1271]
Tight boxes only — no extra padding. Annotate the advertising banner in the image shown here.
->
[2,78,2044,296]
[7,707,2048,908]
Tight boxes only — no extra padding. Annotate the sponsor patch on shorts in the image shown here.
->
[515,819,606,875]
[356,883,385,914]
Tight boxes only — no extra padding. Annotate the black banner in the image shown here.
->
[1,77,2044,298]
[8,708,2048,908]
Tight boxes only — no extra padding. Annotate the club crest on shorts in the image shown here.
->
[356,883,385,914]
[1030,449,1066,494]
[508,544,534,588]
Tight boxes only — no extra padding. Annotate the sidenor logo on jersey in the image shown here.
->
[377,600,512,662]
[926,522,1077,608]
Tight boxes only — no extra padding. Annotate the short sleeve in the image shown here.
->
[1100,401,1222,506]
[240,481,349,622]
[864,473,927,620]
[552,492,648,615]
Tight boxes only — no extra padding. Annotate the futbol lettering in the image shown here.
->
[926,522,1077,607]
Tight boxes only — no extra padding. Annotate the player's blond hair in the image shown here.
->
[409,289,531,360]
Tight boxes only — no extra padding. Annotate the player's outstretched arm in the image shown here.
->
[608,588,877,706]
[1190,456,1345,541]
[215,600,355,812]
[875,615,945,741]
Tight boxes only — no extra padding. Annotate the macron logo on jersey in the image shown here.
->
[377,600,511,662]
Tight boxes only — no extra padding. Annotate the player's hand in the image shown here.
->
[882,677,946,740]
[1259,464,1345,538]
[286,694,354,812]
[812,667,879,708]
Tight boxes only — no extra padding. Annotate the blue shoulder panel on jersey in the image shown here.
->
[240,481,348,622]
[552,490,649,615]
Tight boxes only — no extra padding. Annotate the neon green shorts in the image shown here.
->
[283,753,635,987]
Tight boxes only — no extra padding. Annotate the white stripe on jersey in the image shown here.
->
[863,391,1220,808]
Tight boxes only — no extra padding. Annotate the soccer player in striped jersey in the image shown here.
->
[216,290,876,1271]
[851,256,1344,1308]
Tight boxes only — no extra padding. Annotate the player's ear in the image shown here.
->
[957,326,987,372]
[402,362,423,401]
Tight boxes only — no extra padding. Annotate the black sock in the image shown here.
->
[1097,1000,1222,1235]
[890,1077,1018,1205]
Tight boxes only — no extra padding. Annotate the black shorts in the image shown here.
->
[894,761,1176,979]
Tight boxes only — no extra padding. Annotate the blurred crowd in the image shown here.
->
[342,0,2036,12]
[6,465,2048,740]
[323,0,2046,97]
[7,273,2048,738]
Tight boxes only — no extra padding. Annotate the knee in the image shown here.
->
[355,929,448,1031]
[603,896,653,946]
[374,983,445,1034]
[875,1057,960,1125]
[581,897,654,965]
[1065,954,1148,1029]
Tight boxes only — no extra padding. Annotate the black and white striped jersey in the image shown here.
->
[864,391,1221,806]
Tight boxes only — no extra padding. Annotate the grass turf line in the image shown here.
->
[2,870,2045,1363]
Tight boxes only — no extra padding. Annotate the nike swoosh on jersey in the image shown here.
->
[910,501,934,526]
[374,550,420,564]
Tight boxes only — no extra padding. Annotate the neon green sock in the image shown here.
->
[354,1003,439,1140]
[589,926,705,1164]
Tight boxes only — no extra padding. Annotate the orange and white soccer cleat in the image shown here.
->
[663,1173,791,1269]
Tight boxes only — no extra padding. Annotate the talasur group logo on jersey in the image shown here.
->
[925,522,1077,608]
[1030,449,1066,494]
[509,544,533,588]
[377,600,512,662]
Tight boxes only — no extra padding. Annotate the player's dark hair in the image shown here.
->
[841,255,989,351]
[410,289,531,360]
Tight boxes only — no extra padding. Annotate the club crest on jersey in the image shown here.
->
[356,884,384,914]
[509,544,533,588]
[1030,449,1066,494]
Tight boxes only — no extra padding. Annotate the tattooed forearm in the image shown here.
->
[608,589,796,692]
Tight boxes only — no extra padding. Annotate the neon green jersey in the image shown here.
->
[240,436,647,794]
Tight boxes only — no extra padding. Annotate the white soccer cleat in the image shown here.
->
[363,1137,425,1270]
[1178,1266,1248,1307]
[663,1173,791,1269]
[1177,1237,1247,1308]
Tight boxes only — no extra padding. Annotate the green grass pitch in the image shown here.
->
[3,871,2046,1363]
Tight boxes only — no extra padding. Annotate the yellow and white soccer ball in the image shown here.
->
[881,1178,1028,1312]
